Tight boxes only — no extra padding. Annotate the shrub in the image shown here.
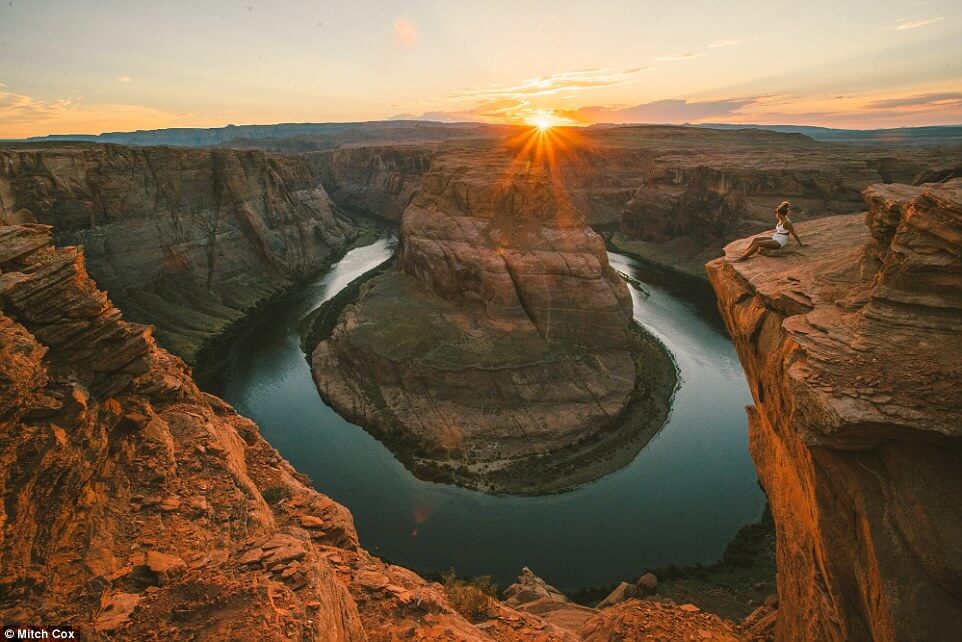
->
[441,569,496,622]
[262,484,293,505]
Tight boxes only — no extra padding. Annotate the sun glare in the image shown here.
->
[527,110,563,132]
[533,116,553,132]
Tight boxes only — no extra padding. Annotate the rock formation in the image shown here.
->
[501,568,748,641]
[706,179,962,640]
[309,145,676,494]
[0,143,364,369]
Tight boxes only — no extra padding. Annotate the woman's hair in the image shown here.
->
[775,201,791,216]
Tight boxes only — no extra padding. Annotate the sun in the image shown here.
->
[527,110,562,132]
[533,115,554,132]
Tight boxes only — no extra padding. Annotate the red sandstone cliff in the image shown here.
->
[706,179,962,640]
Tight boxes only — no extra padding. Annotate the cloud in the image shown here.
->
[655,52,701,62]
[574,97,756,123]
[394,18,417,45]
[392,98,527,123]
[0,90,188,138]
[116,75,133,83]
[895,16,943,30]
[864,92,962,109]
[398,67,651,125]
[452,67,647,103]
[708,38,751,48]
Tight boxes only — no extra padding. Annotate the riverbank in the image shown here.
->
[570,506,775,620]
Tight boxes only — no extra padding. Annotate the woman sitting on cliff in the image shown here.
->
[734,201,804,262]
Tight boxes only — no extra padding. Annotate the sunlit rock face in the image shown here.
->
[706,179,962,641]
[0,144,360,366]
[311,139,675,494]
[395,145,634,348]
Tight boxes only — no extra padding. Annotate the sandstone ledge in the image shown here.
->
[706,179,962,640]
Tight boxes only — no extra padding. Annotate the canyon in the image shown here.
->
[1,123,960,639]
[0,223,769,640]
[707,179,962,640]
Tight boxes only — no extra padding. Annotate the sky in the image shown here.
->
[1,0,961,137]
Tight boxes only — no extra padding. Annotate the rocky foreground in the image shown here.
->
[0,224,768,640]
[0,144,367,370]
[706,179,962,640]
[310,144,676,494]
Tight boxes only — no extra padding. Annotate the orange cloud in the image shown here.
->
[0,90,188,138]
[452,68,647,104]
[394,18,417,46]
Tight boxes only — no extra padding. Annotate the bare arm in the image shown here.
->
[786,221,804,246]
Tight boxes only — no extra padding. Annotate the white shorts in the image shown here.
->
[772,235,789,248]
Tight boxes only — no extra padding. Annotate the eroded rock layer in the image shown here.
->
[0,143,362,367]
[706,179,962,640]
[311,145,676,494]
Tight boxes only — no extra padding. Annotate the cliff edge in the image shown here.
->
[706,179,962,640]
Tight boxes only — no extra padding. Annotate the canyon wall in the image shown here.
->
[310,146,676,494]
[706,179,962,640]
[0,143,362,368]
[310,146,435,220]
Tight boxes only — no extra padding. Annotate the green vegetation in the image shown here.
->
[261,484,294,505]
[441,569,498,622]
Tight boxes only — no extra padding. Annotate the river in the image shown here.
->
[204,232,765,591]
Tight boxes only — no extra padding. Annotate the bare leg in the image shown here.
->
[735,238,782,262]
